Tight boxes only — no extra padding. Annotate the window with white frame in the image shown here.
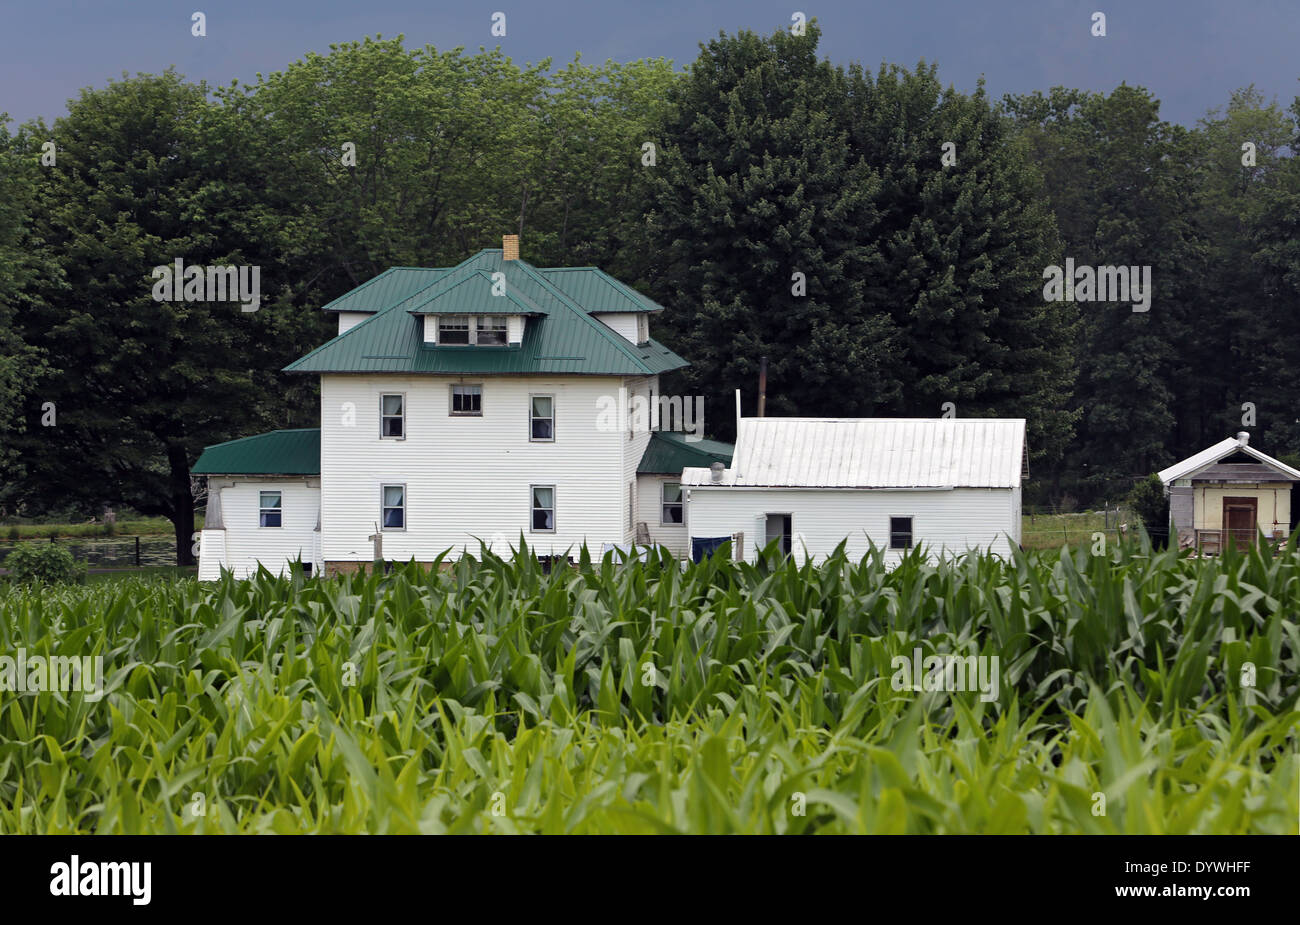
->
[661,482,683,525]
[437,314,510,346]
[382,484,406,530]
[637,313,649,344]
[889,516,913,550]
[476,315,508,345]
[380,393,404,438]
[259,491,282,528]
[530,395,554,441]
[450,384,482,416]
[531,485,555,532]
[439,315,470,345]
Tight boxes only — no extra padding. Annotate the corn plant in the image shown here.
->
[0,535,1295,833]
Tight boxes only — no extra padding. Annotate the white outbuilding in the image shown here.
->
[681,416,1026,564]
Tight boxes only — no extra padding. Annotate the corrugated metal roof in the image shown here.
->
[321,268,450,313]
[285,250,689,377]
[402,269,550,315]
[539,268,666,313]
[193,429,320,475]
[1157,435,1300,483]
[680,418,1026,488]
[638,431,734,475]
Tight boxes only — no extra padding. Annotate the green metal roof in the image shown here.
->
[321,267,451,313]
[638,431,734,475]
[192,429,321,475]
[285,250,689,377]
[538,268,666,313]
[402,268,550,316]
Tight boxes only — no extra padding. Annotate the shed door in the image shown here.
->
[1223,497,1257,547]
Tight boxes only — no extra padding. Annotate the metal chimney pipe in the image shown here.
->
[758,356,767,418]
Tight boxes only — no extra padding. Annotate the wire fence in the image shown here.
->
[0,535,177,569]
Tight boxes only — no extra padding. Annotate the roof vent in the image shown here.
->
[502,234,520,261]
[710,461,725,483]
[1237,431,1250,445]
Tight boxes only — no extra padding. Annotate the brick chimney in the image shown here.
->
[502,234,520,261]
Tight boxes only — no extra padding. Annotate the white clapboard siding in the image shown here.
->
[337,312,374,336]
[593,313,640,344]
[320,374,632,561]
[685,486,1017,565]
[620,376,655,543]
[201,479,321,578]
[637,473,687,557]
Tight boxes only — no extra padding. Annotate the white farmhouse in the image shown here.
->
[681,416,1026,564]
[195,236,733,578]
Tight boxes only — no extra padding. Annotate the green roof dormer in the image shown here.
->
[284,244,687,378]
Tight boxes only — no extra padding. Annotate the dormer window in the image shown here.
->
[439,315,470,345]
[431,314,511,346]
[477,316,508,345]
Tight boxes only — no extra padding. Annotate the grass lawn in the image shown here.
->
[1020,510,1128,550]
[0,516,185,540]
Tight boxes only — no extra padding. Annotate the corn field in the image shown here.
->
[0,536,1296,834]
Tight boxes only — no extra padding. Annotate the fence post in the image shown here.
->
[135,535,141,567]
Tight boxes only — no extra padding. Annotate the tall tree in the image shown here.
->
[15,71,319,563]
[624,24,899,440]
[1006,85,1201,499]
[1192,87,1300,453]
[0,120,49,514]
[845,64,1076,464]
[627,25,1074,458]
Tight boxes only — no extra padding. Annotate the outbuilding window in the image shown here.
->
[259,491,282,528]
[889,516,913,550]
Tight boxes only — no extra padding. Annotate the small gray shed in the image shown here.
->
[1156,431,1300,553]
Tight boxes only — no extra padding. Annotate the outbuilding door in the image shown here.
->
[764,514,792,556]
[1222,497,1257,548]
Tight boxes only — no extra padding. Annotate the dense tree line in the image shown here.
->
[1,27,1298,562]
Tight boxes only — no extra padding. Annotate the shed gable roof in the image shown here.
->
[193,429,321,476]
[681,418,1026,488]
[638,431,734,475]
[1157,436,1300,483]
[285,249,687,377]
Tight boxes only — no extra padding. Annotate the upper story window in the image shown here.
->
[637,313,649,344]
[437,315,509,346]
[380,393,404,438]
[451,384,483,416]
[530,395,554,441]
[439,315,470,345]
[477,316,508,346]
[259,491,282,528]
